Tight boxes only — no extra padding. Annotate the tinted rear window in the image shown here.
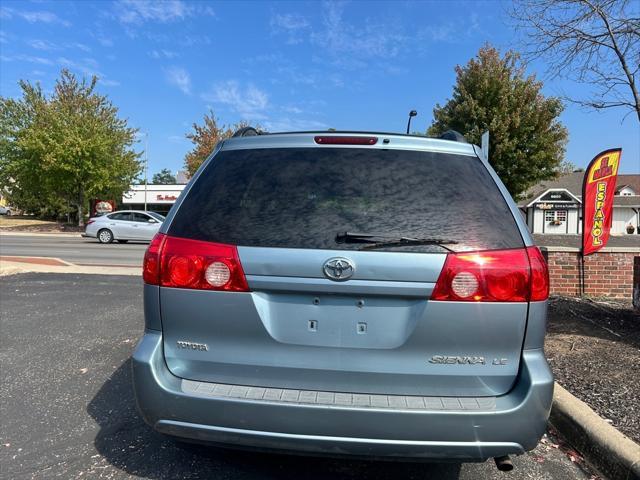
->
[168,148,523,252]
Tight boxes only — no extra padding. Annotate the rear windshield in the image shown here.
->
[168,147,523,252]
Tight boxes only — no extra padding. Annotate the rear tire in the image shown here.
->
[97,229,114,244]
[117,239,128,244]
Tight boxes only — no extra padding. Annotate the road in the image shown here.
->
[0,234,147,266]
[0,273,597,480]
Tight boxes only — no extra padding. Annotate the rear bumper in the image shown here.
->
[132,331,553,460]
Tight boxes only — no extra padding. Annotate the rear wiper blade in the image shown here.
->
[335,232,458,252]
[359,238,458,252]
[335,232,393,244]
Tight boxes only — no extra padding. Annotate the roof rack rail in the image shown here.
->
[439,130,467,143]
[232,126,266,137]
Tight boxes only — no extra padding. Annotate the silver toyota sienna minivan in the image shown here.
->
[132,130,552,467]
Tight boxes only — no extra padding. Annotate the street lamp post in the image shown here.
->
[406,110,418,134]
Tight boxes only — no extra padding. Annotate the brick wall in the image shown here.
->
[544,248,640,299]
[634,257,640,309]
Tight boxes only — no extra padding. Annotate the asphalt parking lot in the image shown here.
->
[0,273,596,479]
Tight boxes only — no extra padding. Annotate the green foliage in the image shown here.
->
[151,168,176,185]
[0,69,141,224]
[427,45,568,198]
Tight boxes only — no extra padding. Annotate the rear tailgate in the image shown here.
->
[161,249,527,397]
[160,142,528,397]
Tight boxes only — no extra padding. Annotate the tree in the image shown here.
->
[427,45,568,198]
[0,70,141,225]
[509,0,640,121]
[0,81,49,214]
[184,111,249,177]
[152,168,176,184]
[556,160,581,174]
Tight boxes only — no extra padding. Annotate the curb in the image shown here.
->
[0,231,82,238]
[550,383,640,480]
[0,259,140,276]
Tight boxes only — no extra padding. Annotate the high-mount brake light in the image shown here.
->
[141,234,249,291]
[431,247,549,302]
[314,136,378,145]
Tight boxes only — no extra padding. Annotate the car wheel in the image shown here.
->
[97,229,114,244]
[117,240,128,244]
[5,210,10,216]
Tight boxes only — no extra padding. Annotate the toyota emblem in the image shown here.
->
[323,258,355,281]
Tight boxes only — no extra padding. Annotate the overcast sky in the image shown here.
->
[1,0,638,176]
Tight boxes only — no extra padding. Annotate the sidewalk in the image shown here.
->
[0,231,82,238]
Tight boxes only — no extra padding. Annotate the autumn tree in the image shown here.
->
[184,111,249,177]
[152,168,176,184]
[510,0,640,121]
[427,45,568,198]
[0,70,140,225]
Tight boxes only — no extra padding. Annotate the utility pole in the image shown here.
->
[144,132,148,212]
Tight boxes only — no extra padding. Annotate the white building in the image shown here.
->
[519,172,640,236]
[122,184,186,215]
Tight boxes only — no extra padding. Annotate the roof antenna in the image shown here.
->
[406,110,417,134]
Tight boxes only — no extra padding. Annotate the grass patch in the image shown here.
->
[0,216,57,228]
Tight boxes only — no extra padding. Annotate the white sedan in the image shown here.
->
[83,210,164,243]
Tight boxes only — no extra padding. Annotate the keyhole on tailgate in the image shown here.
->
[313,297,320,305]
[308,320,318,332]
[357,322,367,334]
[357,299,365,308]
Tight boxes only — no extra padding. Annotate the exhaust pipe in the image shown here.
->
[494,455,513,472]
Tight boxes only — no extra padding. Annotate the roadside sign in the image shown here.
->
[581,149,622,256]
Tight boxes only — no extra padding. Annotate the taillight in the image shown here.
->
[142,233,166,285]
[527,246,549,301]
[314,136,378,145]
[159,236,249,291]
[86,220,95,226]
[431,248,534,302]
